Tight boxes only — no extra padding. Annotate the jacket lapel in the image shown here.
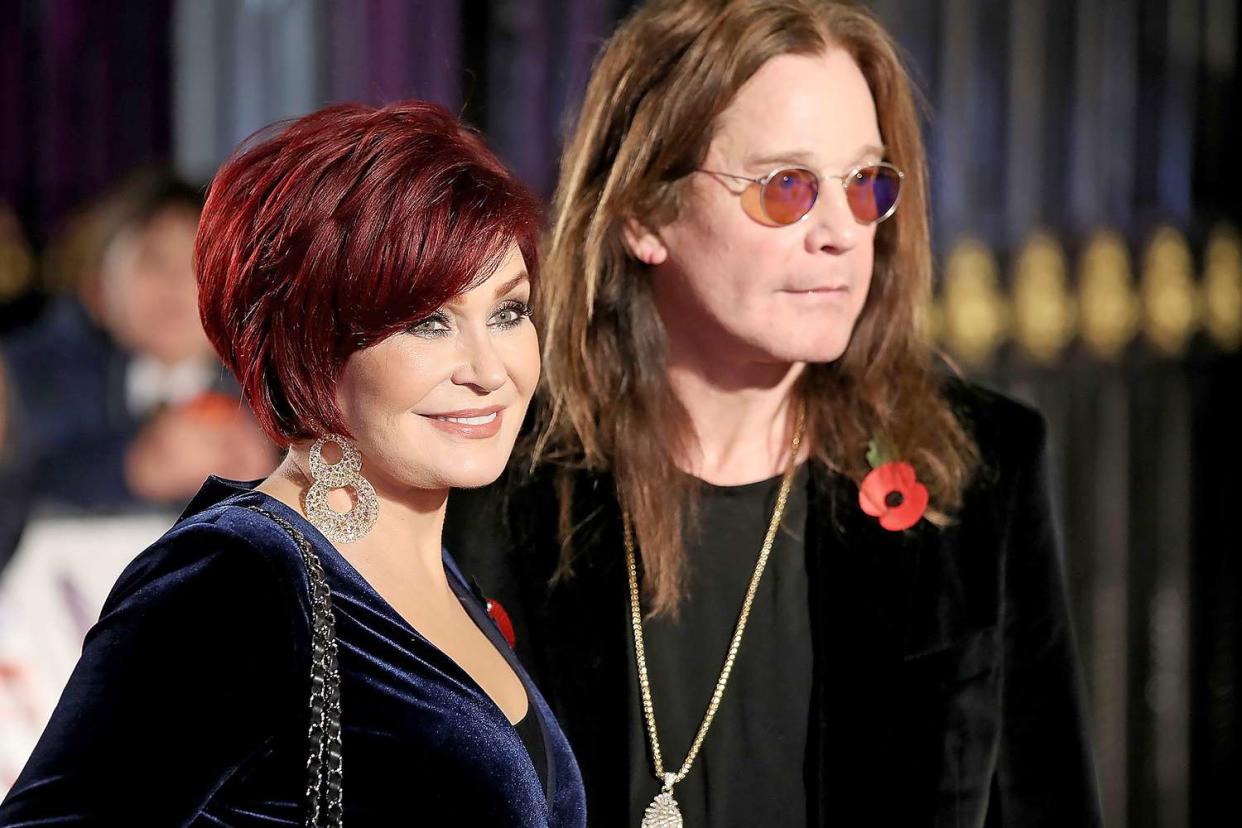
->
[511,470,632,821]
[518,463,952,826]
[803,462,929,825]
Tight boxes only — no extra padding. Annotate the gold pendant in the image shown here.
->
[641,781,683,828]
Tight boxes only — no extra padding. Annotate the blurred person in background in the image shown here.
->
[0,170,276,567]
[0,204,39,336]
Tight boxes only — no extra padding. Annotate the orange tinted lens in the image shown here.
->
[761,168,818,224]
[845,165,901,223]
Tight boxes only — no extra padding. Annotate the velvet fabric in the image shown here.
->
[444,379,1104,827]
[0,479,587,826]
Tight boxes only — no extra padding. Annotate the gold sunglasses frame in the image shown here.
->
[695,161,905,226]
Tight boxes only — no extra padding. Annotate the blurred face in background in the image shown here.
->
[98,205,213,366]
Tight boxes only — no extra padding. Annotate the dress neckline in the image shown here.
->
[195,477,557,801]
[185,478,537,729]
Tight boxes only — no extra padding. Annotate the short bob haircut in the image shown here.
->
[196,101,540,446]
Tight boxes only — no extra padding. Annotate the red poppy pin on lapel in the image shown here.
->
[859,438,929,531]
[486,598,516,649]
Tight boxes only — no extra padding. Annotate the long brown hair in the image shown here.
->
[532,0,978,616]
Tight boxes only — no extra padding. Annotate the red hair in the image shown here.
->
[195,101,540,446]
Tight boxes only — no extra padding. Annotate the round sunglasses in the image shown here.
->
[695,161,904,226]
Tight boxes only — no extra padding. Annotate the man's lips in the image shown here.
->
[782,284,849,293]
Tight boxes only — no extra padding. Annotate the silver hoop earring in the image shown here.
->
[304,435,379,544]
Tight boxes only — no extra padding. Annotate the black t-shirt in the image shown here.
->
[627,464,812,827]
[514,695,549,793]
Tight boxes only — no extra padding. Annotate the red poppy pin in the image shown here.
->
[486,598,516,649]
[859,438,929,531]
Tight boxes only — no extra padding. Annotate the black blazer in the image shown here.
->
[445,380,1103,826]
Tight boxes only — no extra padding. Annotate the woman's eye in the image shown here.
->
[491,301,531,328]
[410,313,451,336]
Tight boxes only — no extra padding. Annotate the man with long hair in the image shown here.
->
[448,1,1101,825]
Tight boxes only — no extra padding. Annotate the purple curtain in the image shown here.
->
[326,0,463,112]
[483,0,613,197]
[0,0,172,246]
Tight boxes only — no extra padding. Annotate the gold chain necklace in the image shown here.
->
[625,409,807,828]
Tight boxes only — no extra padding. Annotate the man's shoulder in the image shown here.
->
[444,461,612,584]
[940,374,1047,470]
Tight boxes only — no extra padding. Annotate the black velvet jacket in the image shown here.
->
[445,380,1103,826]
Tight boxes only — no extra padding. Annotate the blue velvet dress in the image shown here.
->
[0,477,587,826]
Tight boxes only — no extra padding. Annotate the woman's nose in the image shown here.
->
[451,333,507,392]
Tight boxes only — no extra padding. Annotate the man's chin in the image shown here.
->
[752,336,851,366]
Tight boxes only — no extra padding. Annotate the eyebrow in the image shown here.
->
[743,144,887,170]
[447,272,530,307]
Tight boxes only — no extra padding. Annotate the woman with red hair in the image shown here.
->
[0,101,586,826]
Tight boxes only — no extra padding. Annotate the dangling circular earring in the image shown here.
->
[304,434,379,544]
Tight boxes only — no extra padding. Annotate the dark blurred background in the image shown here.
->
[0,1,1239,825]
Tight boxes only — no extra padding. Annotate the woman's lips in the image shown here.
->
[419,407,505,439]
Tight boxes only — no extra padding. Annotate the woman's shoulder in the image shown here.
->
[102,492,312,623]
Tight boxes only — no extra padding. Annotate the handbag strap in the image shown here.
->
[244,504,344,827]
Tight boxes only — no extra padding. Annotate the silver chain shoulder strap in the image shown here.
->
[244,504,344,827]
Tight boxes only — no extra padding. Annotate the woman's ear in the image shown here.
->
[620,217,669,266]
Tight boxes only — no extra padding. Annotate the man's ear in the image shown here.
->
[620,216,668,266]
